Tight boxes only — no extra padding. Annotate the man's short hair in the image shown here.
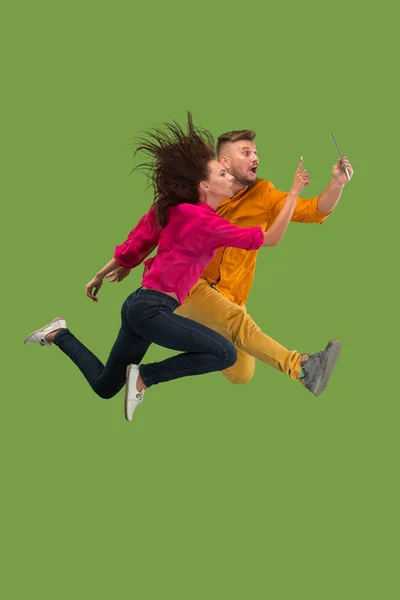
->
[216,129,256,157]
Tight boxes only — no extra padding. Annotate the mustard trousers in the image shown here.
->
[175,280,302,384]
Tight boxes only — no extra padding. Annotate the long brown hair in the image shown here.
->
[132,112,215,227]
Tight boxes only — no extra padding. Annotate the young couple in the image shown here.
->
[25,114,353,421]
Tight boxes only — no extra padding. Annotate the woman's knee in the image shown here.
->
[222,341,237,369]
[96,389,115,400]
[92,383,118,400]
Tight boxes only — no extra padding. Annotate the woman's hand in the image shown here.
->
[105,266,131,283]
[86,274,104,302]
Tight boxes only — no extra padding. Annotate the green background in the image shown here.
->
[2,1,398,598]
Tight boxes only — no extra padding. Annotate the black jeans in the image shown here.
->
[53,288,237,399]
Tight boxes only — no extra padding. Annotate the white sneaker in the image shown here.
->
[125,364,145,422]
[24,317,67,346]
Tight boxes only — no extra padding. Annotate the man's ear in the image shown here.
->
[219,155,230,169]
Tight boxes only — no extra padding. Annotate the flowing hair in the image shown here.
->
[131,112,216,227]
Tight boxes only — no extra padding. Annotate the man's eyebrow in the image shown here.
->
[240,145,257,151]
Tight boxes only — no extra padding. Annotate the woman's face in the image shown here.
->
[203,160,234,208]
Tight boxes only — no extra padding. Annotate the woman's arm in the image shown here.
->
[85,207,160,302]
[85,259,121,302]
[97,258,121,278]
[262,158,309,247]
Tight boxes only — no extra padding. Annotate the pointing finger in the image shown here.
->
[297,156,304,172]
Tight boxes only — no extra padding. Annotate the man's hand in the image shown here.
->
[332,155,354,185]
[290,157,310,196]
[105,266,131,283]
[86,275,103,302]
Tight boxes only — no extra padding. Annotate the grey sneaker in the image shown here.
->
[300,340,342,397]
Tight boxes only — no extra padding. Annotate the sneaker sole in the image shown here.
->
[24,316,67,344]
[314,340,342,397]
[124,364,135,422]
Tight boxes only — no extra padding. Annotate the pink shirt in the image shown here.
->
[114,201,264,304]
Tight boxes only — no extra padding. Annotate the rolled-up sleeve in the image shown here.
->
[114,207,161,269]
[207,215,264,251]
[269,186,330,225]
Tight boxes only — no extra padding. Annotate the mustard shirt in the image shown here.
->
[201,178,329,305]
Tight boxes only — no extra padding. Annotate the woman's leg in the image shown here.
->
[53,300,151,399]
[126,291,237,388]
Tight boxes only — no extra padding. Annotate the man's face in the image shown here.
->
[219,140,259,187]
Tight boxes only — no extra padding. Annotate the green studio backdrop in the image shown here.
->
[1,1,398,599]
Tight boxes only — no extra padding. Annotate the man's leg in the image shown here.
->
[223,346,255,385]
[176,280,302,382]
